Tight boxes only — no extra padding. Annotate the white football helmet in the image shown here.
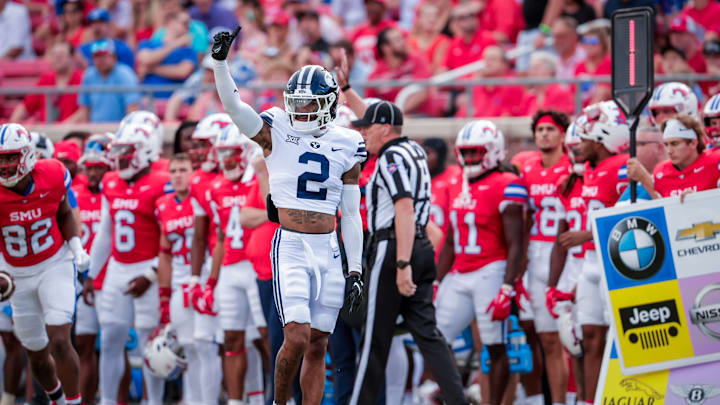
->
[455,120,505,178]
[565,114,586,175]
[578,101,630,154]
[29,132,54,159]
[143,325,187,379]
[119,111,163,160]
[284,65,339,133]
[0,124,36,187]
[79,133,115,169]
[110,123,156,180]
[703,93,720,143]
[192,113,234,171]
[213,125,255,181]
[648,82,699,125]
[556,304,583,357]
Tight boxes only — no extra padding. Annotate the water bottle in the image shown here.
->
[506,315,533,374]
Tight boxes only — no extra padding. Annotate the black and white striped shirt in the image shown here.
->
[367,137,432,233]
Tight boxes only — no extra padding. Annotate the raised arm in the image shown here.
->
[211,27,273,153]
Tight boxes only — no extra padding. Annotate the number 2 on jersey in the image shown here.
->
[449,211,482,254]
[297,152,329,200]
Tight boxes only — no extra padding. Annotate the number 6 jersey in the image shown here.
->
[259,107,367,215]
[0,159,70,269]
[101,170,170,263]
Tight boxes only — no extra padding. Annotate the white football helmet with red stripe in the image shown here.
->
[213,125,255,181]
[119,111,163,160]
[454,120,505,178]
[144,325,187,379]
[79,133,115,169]
[0,123,36,187]
[565,114,586,175]
[578,101,630,154]
[111,123,155,179]
[192,113,234,171]
[703,93,720,145]
[648,82,699,125]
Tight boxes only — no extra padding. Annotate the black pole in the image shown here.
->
[629,116,639,203]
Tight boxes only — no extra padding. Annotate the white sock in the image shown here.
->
[195,340,221,405]
[385,335,408,405]
[182,342,202,405]
[566,392,577,405]
[554,403,566,405]
[0,392,16,405]
[244,345,263,404]
[228,400,245,405]
[526,394,544,405]
[99,322,130,405]
[137,327,165,405]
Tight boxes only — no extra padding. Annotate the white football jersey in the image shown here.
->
[260,107,367,215]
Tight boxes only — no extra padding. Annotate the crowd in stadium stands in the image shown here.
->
[0,0,719,123]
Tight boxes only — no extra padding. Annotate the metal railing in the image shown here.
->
[0,74,717,123]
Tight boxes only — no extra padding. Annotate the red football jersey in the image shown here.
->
[447,171,528,273]
[156,193,194,266]
[73,183,107,289]
[244,182,278,281]
[0,159,70,268]
[555,174,587,258]
[209,176,256,266]
[102,170,170,263]
[430,165,462,260]
[521,155,571,243]
[653,151,720,197]
[152,158,170,173]
[189,169,220,251]
[582,154,629,250]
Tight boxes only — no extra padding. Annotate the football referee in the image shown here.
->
[348,101,467,405]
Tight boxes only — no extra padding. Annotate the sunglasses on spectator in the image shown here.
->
[637,141,661,146]
[581,36,600,45]
[454,13,477,20]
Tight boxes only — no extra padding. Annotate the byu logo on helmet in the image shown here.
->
[284,65,339,133]
[608,216,666,280]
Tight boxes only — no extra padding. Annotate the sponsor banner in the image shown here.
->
[596,338,720,405]
[590,189,720,374]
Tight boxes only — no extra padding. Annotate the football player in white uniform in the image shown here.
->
[212,27,366,404]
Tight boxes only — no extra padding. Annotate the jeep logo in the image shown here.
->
[619,300,681,349]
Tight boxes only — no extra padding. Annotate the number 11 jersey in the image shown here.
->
[259,107,367,215]
[101,170,170,263]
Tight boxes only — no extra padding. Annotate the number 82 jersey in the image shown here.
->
[0,159,69,269]
[260,107,367,214]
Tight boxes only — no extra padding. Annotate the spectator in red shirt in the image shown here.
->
[669,15,707,74]
[455,45,524,117]
[516,51,575,116]
[351,0,397,70]
[551,16,587,79]
[682,0,720,35]
[443,2,495,71]
[407,2,450,73]
[59,0,90,48]
[574,27,611,105]
[366,27,442,115]
[702,39,720,95]
[10,42,83,123]
[479,0,524,44]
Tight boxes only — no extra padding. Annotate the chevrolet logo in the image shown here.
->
[677,222,720,241]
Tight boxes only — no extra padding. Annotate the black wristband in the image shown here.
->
[341,84,351,92]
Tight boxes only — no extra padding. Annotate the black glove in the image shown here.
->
[345,272,363,314]
[211,26,241,61]
[266,193,279,223]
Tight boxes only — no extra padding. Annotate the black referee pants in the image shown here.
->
[349,236,466,405]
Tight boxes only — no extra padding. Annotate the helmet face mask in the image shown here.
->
[193,113,233,171]
[215,146,247,181]
[0,124,36,188]
[284,65,338,133]
[703,94,720,145]
[119,111,163,161]
[454,120,505,178]
[577,101,629,154]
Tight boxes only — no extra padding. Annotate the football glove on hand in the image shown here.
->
[159,287,171,325]
[211,26,241,61]
[513,277,530,311]
[486,283,513,321]
[345,272,363,314]
[545,286,575,318]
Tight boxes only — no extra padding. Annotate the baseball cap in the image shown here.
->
[669,15,702,38]
[267,10,290,27]
[90,39,115,55]
[351,101,403,127]
[88,8,110,22]
[54,140,81,162]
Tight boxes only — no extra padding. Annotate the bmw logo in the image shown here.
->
[608,216,665,280]
[310,141,320,149]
